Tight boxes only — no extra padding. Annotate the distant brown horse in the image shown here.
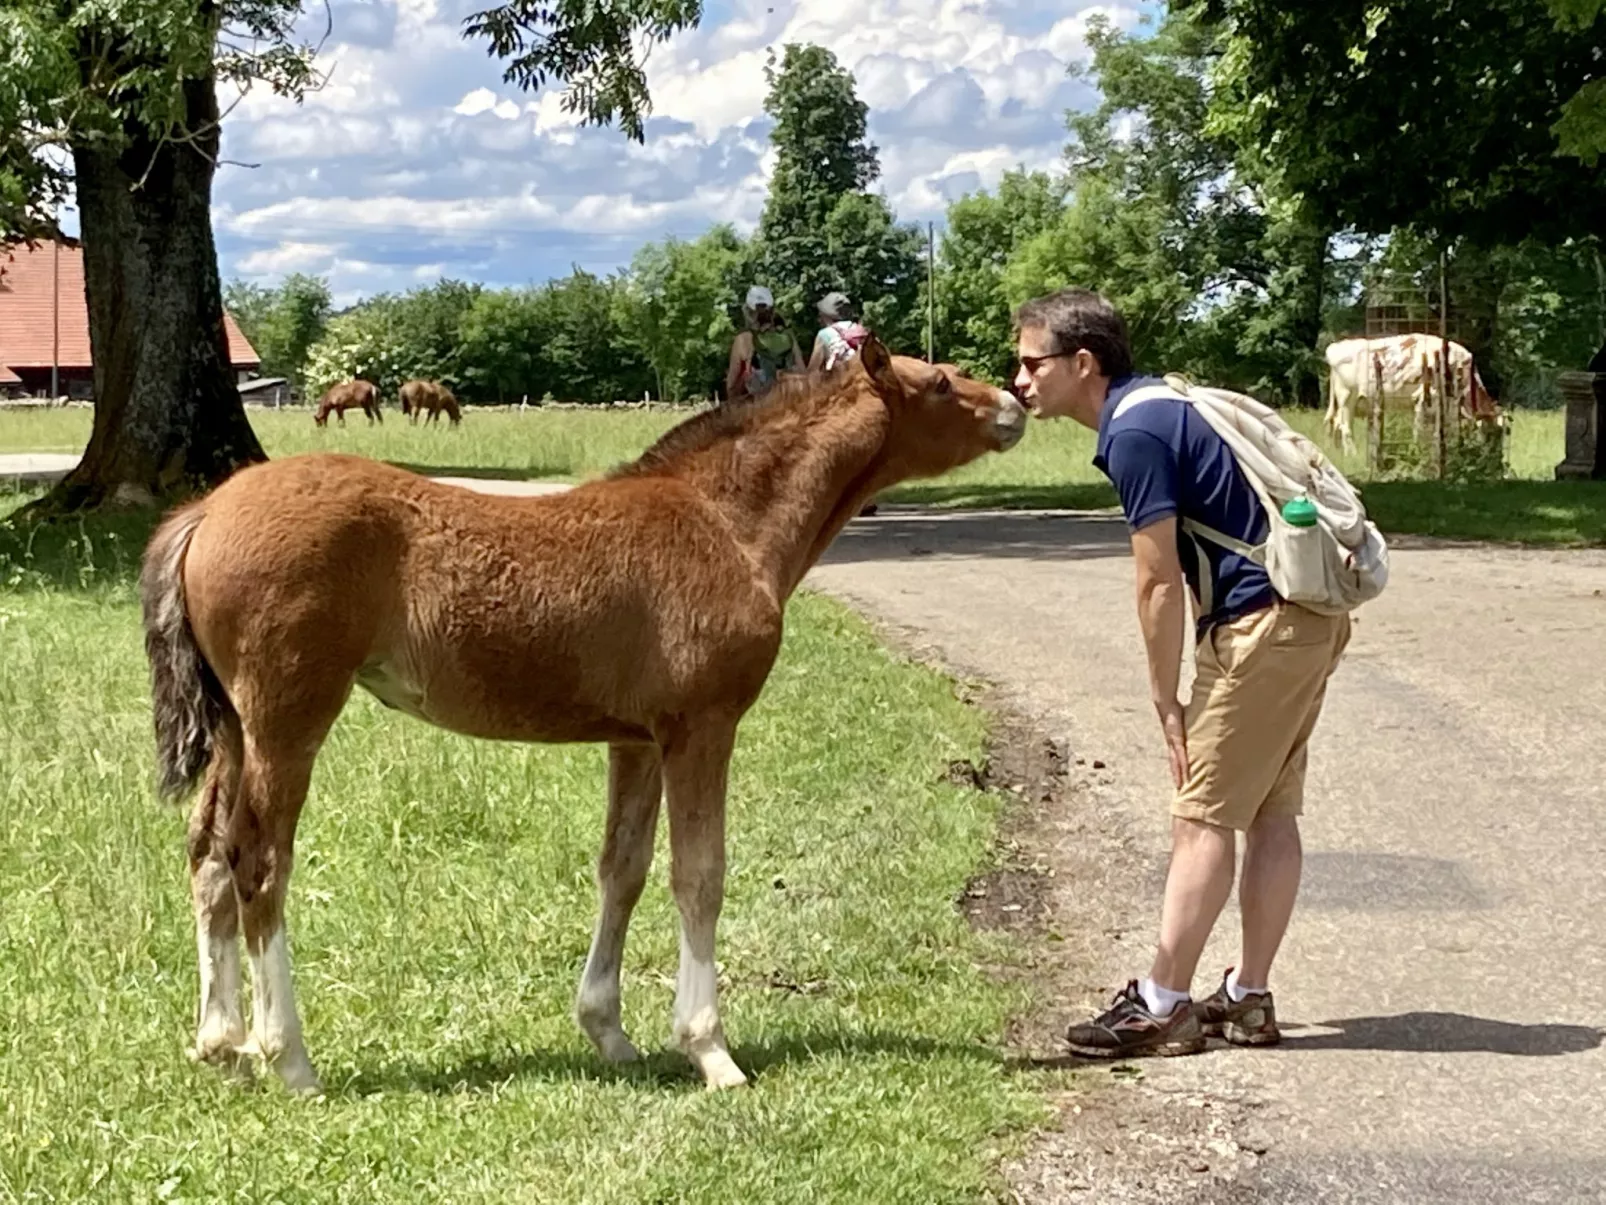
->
[399,379,461,426]
[313,380,382,426]
[139,338,1026,1094]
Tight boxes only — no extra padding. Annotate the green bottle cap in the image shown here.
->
[1281,496,1319,527]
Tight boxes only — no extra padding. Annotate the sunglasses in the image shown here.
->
[1018,350,1078,376]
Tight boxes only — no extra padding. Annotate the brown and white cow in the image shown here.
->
[1324,334,1499,453]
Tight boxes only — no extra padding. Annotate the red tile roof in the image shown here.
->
[0,240,259,371]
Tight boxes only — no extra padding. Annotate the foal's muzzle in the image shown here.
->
[991,393,1028,450]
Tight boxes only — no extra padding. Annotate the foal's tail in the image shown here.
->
[139,502,234,800]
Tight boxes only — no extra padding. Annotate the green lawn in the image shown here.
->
[884,407,1605,546]
[0,511,1049,1202]
[0,405,683,483]
[2,401,1599,545]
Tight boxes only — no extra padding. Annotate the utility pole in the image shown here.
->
[51,239,60,400]
[926,221,936,363]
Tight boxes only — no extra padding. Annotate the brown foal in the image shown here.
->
[139,337,1026,1093]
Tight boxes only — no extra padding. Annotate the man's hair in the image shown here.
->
[1014,288,1134,379]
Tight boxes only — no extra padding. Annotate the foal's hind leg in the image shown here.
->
[228,745,322,1093]
[662,720,746,1089]
[576,742,662,1063]
[188,722,248,1068]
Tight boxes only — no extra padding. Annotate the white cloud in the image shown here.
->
[236,242,341,275]
[212,0,1137,300]
[454,87,499,116]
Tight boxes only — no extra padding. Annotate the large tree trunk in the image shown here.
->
[38,67,263,513]
[1291,228,1330,409]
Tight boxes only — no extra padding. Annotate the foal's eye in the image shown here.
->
[933,373,952,396]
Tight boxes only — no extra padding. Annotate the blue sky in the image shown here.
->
[195,0,1148,305]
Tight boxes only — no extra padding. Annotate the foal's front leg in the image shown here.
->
[662,721,746,1089]
[575,742,662,1063]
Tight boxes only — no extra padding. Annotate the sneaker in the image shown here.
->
[1196,969,1280,1046]
[1066,980,1208,1059]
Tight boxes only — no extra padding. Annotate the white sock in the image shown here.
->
[1226,968,1264,1002]
[1138,978,1191,1017]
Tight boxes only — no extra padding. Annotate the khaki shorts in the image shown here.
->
[1173,603,1352,831]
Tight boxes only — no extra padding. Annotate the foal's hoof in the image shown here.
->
[595,1031,642,1065]
[188,1042,255,1083]
[189,1026,254,1081]
[234,1037,323,1097]
[692,1048,750,1091]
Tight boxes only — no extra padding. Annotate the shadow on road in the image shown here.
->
[820,508,1134,567]
[1285,1012,1604,1056]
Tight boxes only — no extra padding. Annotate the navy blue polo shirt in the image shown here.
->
[1093,376,1277,634]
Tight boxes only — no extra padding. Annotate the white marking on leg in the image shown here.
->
[193,922,246,1060]
[244,928,321,1094]
[673,910,746,1090]
[190,860,246,1063]
[577,905,639,1063]
[663,726,746,1089]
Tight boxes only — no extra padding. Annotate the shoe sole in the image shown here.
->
[1067,1036,1208,1059]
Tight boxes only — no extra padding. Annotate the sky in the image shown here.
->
[193,0,1150,306]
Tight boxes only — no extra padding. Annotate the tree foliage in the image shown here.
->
[1,0,708,511]
[465,0,703,142]
[931,170,1069,381]
[619,226,747,400]
[1192,0,1606,244]
[224,273,331,393]
[0,0,321,240]
[749,44,925,350]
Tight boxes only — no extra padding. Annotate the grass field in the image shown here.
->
[3,403,1600,544]
[0,512,1052,1202]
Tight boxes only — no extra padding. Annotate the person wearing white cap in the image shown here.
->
[724,285,803,402]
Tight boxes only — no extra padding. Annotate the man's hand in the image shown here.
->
[1130,517,1190,789]
[1159,700,1189,789]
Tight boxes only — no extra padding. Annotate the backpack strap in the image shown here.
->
[1111,383,1271,615]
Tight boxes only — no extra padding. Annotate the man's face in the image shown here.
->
[1013,326,1105,428]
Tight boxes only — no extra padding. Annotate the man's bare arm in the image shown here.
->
[1130,517,1191,787]
[725,332,749,399]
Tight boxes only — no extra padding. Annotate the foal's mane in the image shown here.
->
[608,365,864,481]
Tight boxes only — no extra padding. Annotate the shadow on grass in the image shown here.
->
[1359,480,1606,546]
[0,497,161,593]
[336,1029,1007,1097]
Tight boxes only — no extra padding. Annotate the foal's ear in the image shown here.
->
[859,334,897,390]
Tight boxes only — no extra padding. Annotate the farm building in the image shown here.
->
[0,238,261,398]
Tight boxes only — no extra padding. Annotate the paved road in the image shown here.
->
[808,509,1606,1203]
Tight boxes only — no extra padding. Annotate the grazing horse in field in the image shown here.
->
[399,379,462,426]
[139,337,1027,1094]
[313,379,382,427]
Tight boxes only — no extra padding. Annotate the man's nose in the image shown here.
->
[1012,364,1031,393]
